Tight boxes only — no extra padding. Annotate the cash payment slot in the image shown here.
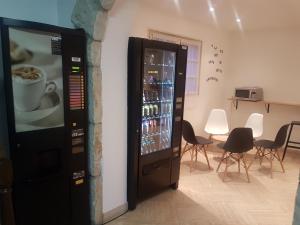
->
[0,17,89,225]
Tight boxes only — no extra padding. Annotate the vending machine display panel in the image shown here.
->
[9,28,64,133]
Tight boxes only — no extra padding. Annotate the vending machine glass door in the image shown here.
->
[140,48,176,155]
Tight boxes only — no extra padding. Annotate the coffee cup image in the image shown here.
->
[12,64,57,112]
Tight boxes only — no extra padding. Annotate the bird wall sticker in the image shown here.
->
[216,68,223,73]
[206,76,219,82]
[207,43,224,82]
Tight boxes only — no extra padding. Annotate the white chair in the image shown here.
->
[245,113,263,138]
[205,109,229,140]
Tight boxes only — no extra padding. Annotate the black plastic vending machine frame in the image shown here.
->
[0,17,90,225]
[127,37,187,210]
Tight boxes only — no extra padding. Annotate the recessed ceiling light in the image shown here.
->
[209,7,215,12]
[236,18,241,23]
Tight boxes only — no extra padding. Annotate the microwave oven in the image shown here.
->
[234,87,263,101]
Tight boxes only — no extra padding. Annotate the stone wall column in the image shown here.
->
[71,0,115,224]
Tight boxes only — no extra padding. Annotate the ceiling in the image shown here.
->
[140,0,300,31]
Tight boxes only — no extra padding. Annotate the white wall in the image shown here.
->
[132,2,231,137]
[57,0,76,28]
[101,0,137,213]
[0,0,58,25]
[225,29,300,140]
[0,0,75,28]
[102,0,230,213]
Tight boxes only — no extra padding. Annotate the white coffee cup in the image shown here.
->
[12,64,56,112]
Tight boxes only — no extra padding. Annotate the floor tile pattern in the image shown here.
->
[108,146,300,225]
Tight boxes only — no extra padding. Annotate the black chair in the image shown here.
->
[216,128,253,182]
[182,120,213,170]
[283,121,300,160]
[251,124,289,178]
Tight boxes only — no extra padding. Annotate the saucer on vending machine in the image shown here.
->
[15,91,60,123]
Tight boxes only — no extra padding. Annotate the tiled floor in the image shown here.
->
[108,146,300,225]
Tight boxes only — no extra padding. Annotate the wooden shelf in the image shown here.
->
[228,98,300,113]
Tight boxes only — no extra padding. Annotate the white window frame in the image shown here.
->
[149,30,202,96]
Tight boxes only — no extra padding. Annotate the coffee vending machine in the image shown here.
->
[0,17,89,225]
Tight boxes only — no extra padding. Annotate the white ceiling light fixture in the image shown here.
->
[236,18,241,23]
[209,7,215,12]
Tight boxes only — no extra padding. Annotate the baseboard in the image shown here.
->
[103,202,128,224]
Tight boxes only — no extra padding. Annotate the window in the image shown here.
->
[149,30,202,95]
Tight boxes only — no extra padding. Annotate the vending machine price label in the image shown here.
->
[71,57,81,62]
[69,74,85,110]
[51,36,62,55]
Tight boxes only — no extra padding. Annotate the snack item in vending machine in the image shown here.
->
[142,106,145,117]
[153,104,158,116]
[149,104,153,117]
[144,105,149,117]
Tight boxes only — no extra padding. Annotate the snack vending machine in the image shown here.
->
[0,17,89,225]
[127,37,187,209]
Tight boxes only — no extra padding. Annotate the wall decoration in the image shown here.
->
[206,76,219,82]
[211,44,218,50]
[216,68,223,73]
[207,43,224,82]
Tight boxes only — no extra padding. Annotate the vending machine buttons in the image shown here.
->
[173,147,179,153]
[72,137,84,146]
[176,103,182,109]
[72,146,84,154]
[73,170,85,179]
[175,116,181,122]
[75,179,84,185]
[71,128,84,138]
[71,57,81,62]
[176,97,183,103]
[73,170,85,186]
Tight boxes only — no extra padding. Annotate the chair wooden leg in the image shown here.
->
[270,149,273,178]
[260,148,265,165]
[248,147,260,169]
[202,145,211,170]
[189,145,195,173]
[238,157,241,173]
[193,146,199,171]
[223,153,228,182]
[242,154,250,183]
[181,142,188,159]
[217,151,226,172]
[191,145,196,162]
[275,149,285,173]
